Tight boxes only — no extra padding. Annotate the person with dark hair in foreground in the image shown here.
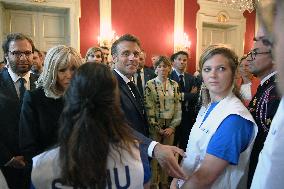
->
[31,63,151,188]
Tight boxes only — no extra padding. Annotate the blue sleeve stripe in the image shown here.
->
[139,143,151,183]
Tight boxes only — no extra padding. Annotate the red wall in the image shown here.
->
[112,0,174,67]
[80,0,255,72]
[79,0,100,57]
[184,0,200,73]
[244,10,256,54]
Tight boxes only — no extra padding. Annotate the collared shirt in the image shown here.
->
[260,71,277,86]
[7,66,31,97]
[114,68,158,157]
[114,68,131,83]
[114,69,133,95]
[173,68,185,82]
[173,68,185,100]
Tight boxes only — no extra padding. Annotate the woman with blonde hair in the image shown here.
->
[19,45,83,162]
[171,44,257,189]
[85,46,103,63]
[145,56,181,189]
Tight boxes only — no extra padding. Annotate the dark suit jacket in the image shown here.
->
[113,71,151,148]
[170,70,199,112]
[170,70,199,150]
[247,74,281,185]
[0,68,37,165]
[19,87,64,160]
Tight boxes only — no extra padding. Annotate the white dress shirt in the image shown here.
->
[7,66,31,97]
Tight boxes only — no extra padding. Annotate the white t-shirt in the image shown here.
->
[32,144,146,189]
[251,97,284,189]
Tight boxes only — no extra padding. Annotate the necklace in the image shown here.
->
[153,78,177,119]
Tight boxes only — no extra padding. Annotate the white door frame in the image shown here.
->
[0,0,81,60]
[196,0,246,70]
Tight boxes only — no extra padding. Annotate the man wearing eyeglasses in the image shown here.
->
[246,27,281,187]
[0,33,38,189]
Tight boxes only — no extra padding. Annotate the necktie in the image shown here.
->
[127,81,144,113]
[18,78,26,103]
[136,69,143,96]
[179,75,185,92]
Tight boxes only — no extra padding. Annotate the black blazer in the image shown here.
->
[247,74,281,184]
[0,68,37,165]
[113,70,152,155]
[170,70,199,110]
[114,71,150,136]
[19,87,64,160]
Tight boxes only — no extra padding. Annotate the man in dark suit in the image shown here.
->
[246,29,281,187]
[133,50,156,96]
[111,34,185,179]
[0,33,38,189]
[170,51,199,152]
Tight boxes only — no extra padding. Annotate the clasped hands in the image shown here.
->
[158,127,174,137]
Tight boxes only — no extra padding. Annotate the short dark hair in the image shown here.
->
[170,51,189,62]
[2,33,35,56]
[111,34,141,56]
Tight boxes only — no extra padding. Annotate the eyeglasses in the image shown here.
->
[247,49,271,61]
[9,51,33,58]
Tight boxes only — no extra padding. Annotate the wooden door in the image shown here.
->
[202,25,239,54]
[4,8,69,52]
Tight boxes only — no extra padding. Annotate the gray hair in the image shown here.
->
[36,45,82,99]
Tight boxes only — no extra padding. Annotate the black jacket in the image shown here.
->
[113,71,151,148]
[0,68,37,165]
[19,87,64,160]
